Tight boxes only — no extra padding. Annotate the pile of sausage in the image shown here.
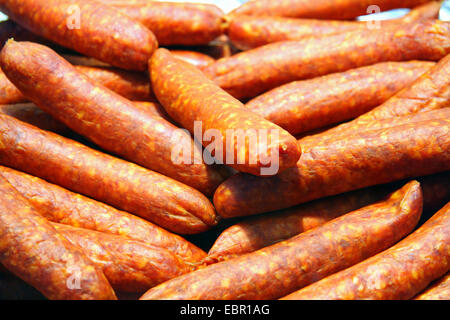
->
[0,0,448,300]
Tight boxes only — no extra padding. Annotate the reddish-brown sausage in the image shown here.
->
[204,20,450,99]
[0,0,158,70]
[0,174,116,300]
[207,171,449,264]
[170,50,215,71]
[246,61,434,135]
[53,223,193,293]
[103,1,225,46]
[214,118,449,218]
[301,53,450,146]
[151,48,301,176]
[414,273,450,300]
[0,40,229,196]
[282,202,449,300]
[140,181,422,300]
[0,165,207,264]
[231,0,431,20]
[228,2,442,50]
[0,114,217,234]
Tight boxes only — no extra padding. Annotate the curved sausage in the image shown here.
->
[53,223,194,293]
[230,0,431,20]
[150,48,301,176]
[246,61,434,135]
[140,181,423,300]
[170,50,215,71]
[0,165,207,264]
[213,118,450,218]
[0,40,229,196]
[105,1,225,46]
[414,273,450,300]
[207,171,449,264]
[204,20,450,99]
[282,202,449,300]
[0,175,116,300]
[0,114,217,234]
[0,0,158,70]
[228,2,442,50]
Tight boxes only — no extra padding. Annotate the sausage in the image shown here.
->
[150,48,301,176]
[230,0,431,20]
[140,181,423,300]
[207,171,450,263]
[0,40,230,196]
[414,273,450,300]
[0,114,217,234]
[0,174,116,300]
[228,2,442,50]
[105,1,225,46]
[214,118,449,218]
[300,54,450,147]
[170,50,215,71]
[245,61,434,135]
[0,0,158,71]
[0,165,207,264]
[53,223,194,293]
[203,19,450,99]
[282,202,449,300]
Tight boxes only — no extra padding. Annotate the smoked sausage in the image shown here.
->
[230,0,432,20]
[414,273,450,300]
[170,50,215,71]
[0,165,207,264]
[0,0,158,70]
[282,202,450,300]
[204,19,450,99]
[0,114,217,234]
[150,48,301,176]
[140,181,422,300]
[246,61,434,135]
[0,40,229,196]
[0,174,116,300]
[213,118,449,218]
[53,223,193,293]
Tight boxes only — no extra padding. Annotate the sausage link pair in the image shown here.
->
[228,2,442,50]
[282,202,449,300]
[104,1,225,46]
[0,41,229,196]
[0,174,116,300]
[0,114,217,234]
[204,19,449,99]
[414,273,450,300]
[214,118,449,218]
[0,165,206,264]
[207,171,449,264]
[140,181,422,300]
[0,0,157,70]
[246,61,434,135]
[151,48,301,176]
[231,0,431,20]
[53,223,193,293]
[300,54,450,147]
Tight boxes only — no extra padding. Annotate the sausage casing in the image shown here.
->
[414,273,450,300]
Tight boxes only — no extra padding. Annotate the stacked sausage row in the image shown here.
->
[0,0,449,300]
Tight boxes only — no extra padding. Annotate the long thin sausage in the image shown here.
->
[414,273,450,300]
[0,175,116,300]
[0,0,158,70]
[282,203,449,300]
[53,223,193,293]
[0,40,229,196]
[140,181,422,300]
[230,0,431,20]
[0,165,206,264]
[150,48,301,176]
[204,20,449,99]
[246,61,434,135]
[0,114,217,234]
[214,118,449,218]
